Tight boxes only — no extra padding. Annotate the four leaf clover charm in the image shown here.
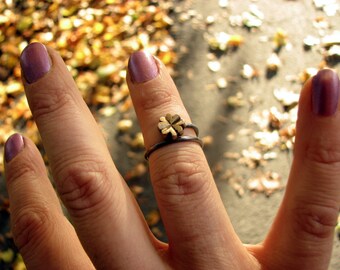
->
[158,113,186,140]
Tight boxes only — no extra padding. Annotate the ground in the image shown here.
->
[106,0,339,268]
[0,0,339,269]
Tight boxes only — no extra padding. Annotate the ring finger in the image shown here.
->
[20,43,163,269]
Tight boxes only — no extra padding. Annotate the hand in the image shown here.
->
[4,42,339,269]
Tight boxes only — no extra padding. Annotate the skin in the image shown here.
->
[4,46,340,269]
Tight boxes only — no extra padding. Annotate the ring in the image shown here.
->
[145,113,203,160]
[158,113,199,139]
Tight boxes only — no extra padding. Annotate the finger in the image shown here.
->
[20,43,163,268]
[4,134,94,269]
[127,51,258,268]
[259,69,340,269]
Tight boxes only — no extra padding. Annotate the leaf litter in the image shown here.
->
[0,0,177,266]
[177,0,339,198]
[1,1,340,267]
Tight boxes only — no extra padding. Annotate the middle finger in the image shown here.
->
[127,51,258,268]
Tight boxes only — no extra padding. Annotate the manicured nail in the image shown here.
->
[5,134,24,163]
[20,42,51,84]
[312,69,340,116]
[128,51,158,83]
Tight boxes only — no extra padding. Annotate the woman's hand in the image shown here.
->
[4,42,339,269]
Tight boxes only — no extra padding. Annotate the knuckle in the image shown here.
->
[56,158,114,218]
[292,203,338,240]
[29,86,74,121]
[305,141,340,166]
[6,159,37,184]
[139,89,174,113]
[152,151,211,206]
[12,206,52,253]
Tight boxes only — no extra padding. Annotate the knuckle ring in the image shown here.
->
[145,113,203,160]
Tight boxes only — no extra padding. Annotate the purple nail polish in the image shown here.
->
[128,51,158,83]
[312,69,340,116]
[20,42,51,83]
[5,134,24,162]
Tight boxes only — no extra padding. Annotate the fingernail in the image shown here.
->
[20,42,51,84]
[128,51,158,83]
[312,69,340,116]
[5,134,24,163]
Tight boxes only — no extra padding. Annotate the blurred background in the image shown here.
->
[0,0,339,269]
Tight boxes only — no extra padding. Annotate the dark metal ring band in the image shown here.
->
[145,136,204,160]
[185,123,199,136]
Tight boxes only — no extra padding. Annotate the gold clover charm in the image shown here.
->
[158,113,186,140]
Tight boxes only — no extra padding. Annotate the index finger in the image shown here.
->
[258,70,340,269]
